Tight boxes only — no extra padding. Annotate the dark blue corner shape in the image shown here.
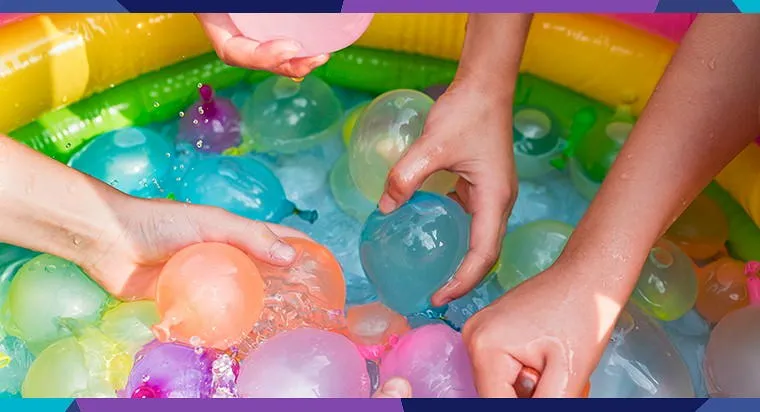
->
[656,0,739,12]
[401,399,709,412]
[116,0,344,12]
[66,400,81,412]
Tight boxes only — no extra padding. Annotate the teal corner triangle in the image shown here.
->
[733,0,760,11]
[0,399,75,412]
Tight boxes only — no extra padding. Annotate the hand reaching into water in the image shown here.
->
[197,13,329,78]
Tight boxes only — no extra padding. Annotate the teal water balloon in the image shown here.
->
[178,155,315,223]
[360,192,469,315]
[495,220,573,292]
[2,254,111,354]
[241,76,343,154]
[330,154,375,223]
[68,127,175,198]
[0,336,34,398]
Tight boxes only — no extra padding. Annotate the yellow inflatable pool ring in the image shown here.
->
[359,13,676,114]
[716,144,760,227]
[0,13,210,133]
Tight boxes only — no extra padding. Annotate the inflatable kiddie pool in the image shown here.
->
[0,13,759,399]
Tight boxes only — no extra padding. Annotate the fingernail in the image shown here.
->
[378,195,397,214]
[382,378,411,398]
[310,54,329,68]
[272,240,296,262]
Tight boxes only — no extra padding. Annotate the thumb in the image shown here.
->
[194,207,297,266]
[379,137,444,214]
[373,378,412,398]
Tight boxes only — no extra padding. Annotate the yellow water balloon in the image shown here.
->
[99,301,159,357]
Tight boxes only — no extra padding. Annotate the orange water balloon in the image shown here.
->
[696,257,749,324]
[244,237,347,349]
[665,194,729,261]
[152,243,265,350]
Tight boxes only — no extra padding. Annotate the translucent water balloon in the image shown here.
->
[238,328,371,398]
[229,13,374,57]
[360,192,470,315]
[22,326,131,398]
[695,258,748,324]
[0,244,37,337]
[178,155,314,223]
[245,237,346,348]
[241,76,343,154]
[590,304,694,398]
[178,84,242,154]
[153,243,265,350]
[3,254,110,354]
[348,89,456,203]
[631,239,698,321]
[345,302,410,360]
[99,301,160,357]
[379,324,477,398]
[512,107,563,179]
[574,118,635,184]
[704,305,760,397]
[0,336,34,398]
[665,194,729,261]
[661,310,710,396]
[330,154,375,223]
[121,341,215,398]
[68,127,175,198]
[494,220,573,292]
[342,102,368,147]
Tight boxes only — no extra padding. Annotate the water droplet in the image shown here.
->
[195,140,204,149]
[189,336,202,347]
[194,346,204,355]
[178,111,185,118]
[72,236,81,246]
[44,264,57,273]
[65,142,72,149]
[708,58,716,70]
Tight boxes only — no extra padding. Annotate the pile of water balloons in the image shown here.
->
[1,74,757,399]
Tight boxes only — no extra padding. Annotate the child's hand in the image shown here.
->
[378,82,518,306]
[197,13,329,78]
[80,197,310,301]
[462,259,619,398]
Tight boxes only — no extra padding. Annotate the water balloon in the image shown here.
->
[330,154,375,223]
[704,304,760,397]
[360,192,469,315]
[99,301,160,357]
[241,76,343,154]
[0,336,34,398]
[153,243,265,350]
[348,89,456,203]
[68,127,175,198]
[178,84,242,153]
[665,194,729,261]
[512,107,563,179]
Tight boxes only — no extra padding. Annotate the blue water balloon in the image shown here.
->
[68,127,175,198]
[360,192,470,316]
[0,336,34,398]
[178,155,315,223]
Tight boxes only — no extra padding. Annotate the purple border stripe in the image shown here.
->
[76,399,404,412]
[341,0,659,12]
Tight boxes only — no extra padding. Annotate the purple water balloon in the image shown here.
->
[379,324,477,398]
[120,341,216,398]
[237,328,371,398]
[178,84,242,153]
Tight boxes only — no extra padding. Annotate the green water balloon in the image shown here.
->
[99,301,159,358]
[3,254,111,354]
[495,220,574,292]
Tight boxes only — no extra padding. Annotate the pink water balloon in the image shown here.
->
[237,328,371,398]
[228,13,374,58]
[379,324,477,398]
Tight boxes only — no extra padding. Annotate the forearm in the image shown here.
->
[0,136,127,264]
[562,15,760,304]
[456,14,532,100]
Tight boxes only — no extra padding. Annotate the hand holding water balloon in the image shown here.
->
[82,198,309,301]
[197,13,329,78]
[379,82,517,306]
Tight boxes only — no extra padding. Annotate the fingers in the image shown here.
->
[466,331,521,398]
[197,13,326,77]
[532,351,570,398]
[197,208,296,266]
[264,223,313,242]
[432,189,509,306]
[373,378,412,398]
[379,138,443,214]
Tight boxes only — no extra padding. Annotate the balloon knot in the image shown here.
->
[357,344,386,361]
